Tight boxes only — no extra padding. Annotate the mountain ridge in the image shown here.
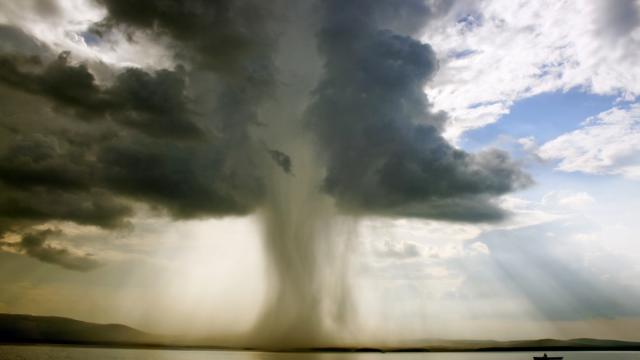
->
[1,313,639,352]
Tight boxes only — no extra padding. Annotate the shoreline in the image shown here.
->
[2,341,640,353]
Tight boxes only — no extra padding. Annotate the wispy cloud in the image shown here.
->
[539,104,640,179]
[423,0,640,141]
[1,229,101,271]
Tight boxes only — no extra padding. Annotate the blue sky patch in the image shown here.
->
[460,89,618,152]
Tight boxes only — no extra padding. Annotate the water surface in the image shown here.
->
[1,345,638,360]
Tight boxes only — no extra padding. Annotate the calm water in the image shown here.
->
[0,345,639,360]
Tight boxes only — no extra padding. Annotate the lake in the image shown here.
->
[0,345,639,360]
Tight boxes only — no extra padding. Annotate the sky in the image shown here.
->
[0,0,639,346]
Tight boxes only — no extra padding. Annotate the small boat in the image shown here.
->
[533,354,563,360]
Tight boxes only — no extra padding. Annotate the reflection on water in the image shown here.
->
[254,352,640,360]
[0,346,639,360]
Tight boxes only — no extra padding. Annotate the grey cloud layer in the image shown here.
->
[0,0,530,270]
[0,229,100,271]
[0,4,274,265]
[0,51,202,139]
[94,0,275,75]
[309,0,531,221]
[94,0,276,145]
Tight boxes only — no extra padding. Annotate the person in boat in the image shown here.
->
[534,353,561,360]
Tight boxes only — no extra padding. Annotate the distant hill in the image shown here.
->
[474,338,640,351]
[0,313,156,346]
[385,337,640,352]
[365,337,640,352]
[1,313,640,351]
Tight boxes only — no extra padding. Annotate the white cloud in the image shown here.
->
[0,0,175,70]
[422,0,640,142]
[556,192,595,208]
[517,136,538,153]
[538,104,640,179]
[469,241,490,255]
[496,195,565,229]
[373,239,423,260]
[542,191,596,210]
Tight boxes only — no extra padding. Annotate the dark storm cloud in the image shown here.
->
[0,130,262,227]
[0,19,269,235]
[0,132,132,231]
[309,0,531,221]
[390,195,510,222]
[97,140,263,218]
[0,24,48,56]
[1,52,108,112]
[108,66,202,139]
[0,137,262,234]
[0,187,132,229]
[0,134,92,191]
[91,0,280,210]
[0,0,532,275]
[94,0,278,143]
[266,148,293,175]
[93,0,275,75]
[0,17,271,238]
[0,51,203,139]
[0,229,101,271]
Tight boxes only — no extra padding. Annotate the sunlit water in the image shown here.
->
[0,345,639,360]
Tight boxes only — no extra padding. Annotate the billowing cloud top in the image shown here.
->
[0,0,530,270]
[309,0,531,221]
